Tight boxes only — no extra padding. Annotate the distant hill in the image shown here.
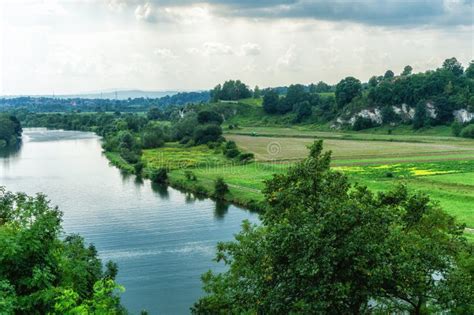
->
[56,90,179,100]
[1,90,179,100]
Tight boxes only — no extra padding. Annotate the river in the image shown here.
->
[0,128,259,314]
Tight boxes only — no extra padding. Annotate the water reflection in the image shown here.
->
[0,128,260,314]
[214,200,230,220]
[151,182,169,199]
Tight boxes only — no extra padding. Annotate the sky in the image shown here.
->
[0,0,473,95]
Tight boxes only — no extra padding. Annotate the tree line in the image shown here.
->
[0,114,22,148]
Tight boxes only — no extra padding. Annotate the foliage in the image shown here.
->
[335,76,362,108]
[262,90,279,114]
[192,141,473,314]
[460,124,474,138]
[211,80,252,101]
[193,124,223,145]
[213,178,229,199]
[0,115,22,147]
[353,116,376,130]
[150,168,168,184]
[0,188,124,314]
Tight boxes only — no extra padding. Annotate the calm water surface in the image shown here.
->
[0,128,259,314]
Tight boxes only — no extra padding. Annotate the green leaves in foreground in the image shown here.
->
[192,140,474,314]
[0,187,125,315]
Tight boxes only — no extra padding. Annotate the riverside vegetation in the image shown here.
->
[2,57,474,312]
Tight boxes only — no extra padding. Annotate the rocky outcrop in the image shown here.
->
[392,103,415,121]
[426,102,437,119]
[453,109,474,123]
[348,108,382,125]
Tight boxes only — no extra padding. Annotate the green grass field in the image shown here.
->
[141,126,474,238]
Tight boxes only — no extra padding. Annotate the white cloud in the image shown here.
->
[276,45,299,70]
[188,42,233,56]
[135,2,155,22]
[154,48,177,59]
[239,42,261,56]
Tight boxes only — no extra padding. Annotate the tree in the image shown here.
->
[402,65,413,76]
[293,100,312,123]
[211,80,252,101]
[442,57,464,76]
[193,124,223,144]
[315,81,331,93]
[0,188,125,314]
[262,90,279,114]
[460,124,474,138]
[0,115,22,147]
[465,60,474,79]
[150,168,168,184]
[192,141,472,314]
[141,123,165,149]
[147,107,163,120]
[197,110,223,125]
[335,77,362,108]
[213,178,229,199]
[253,85,261,98]
[381,105,398,124]
[413,102,428,129]
[384,70,395,80]
[368,76,378,87]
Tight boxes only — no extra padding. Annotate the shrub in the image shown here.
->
[193,124,223,144]
[194,185,208,197]
[225,148,240,158]
[460,124,474,138]
[353,117,376,131]
[238,153,254,162]
[452,121,463,137]
[134,162,144,176]
[185,170,197,181]
[214,178,229,199]
[150,168,168,184]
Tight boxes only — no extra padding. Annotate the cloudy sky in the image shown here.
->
[0,0,472,95]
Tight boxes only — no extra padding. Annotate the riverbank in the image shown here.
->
[100,130,474,243]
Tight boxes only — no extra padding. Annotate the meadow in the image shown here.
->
[142,127,474,240]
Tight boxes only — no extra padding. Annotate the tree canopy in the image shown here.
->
[0,187,126,314]
[192,141,474,314]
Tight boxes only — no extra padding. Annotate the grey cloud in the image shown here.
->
[142,0,472,27]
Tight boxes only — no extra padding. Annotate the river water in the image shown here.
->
[0,128,259,314]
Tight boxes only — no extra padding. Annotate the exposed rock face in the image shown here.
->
[348,108,382,125]
[426,102,437,119]
[453,109,474,123]
[392,104,415,120]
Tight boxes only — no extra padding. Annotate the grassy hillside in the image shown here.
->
[140,127,474,240]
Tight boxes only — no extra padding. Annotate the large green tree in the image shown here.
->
[0,188,125,314]
[335,76,362,108]
[192,141,473,314]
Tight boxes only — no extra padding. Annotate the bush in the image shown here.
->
[194,185,208,197]
[120,148,140,164]
[353,117,376,131]
[214,178,229,199]
[460,124,474,138]
[225,148,240,158]
[134,162,144,176]
[185,170,197,181]
[238,153,254,163]
[193,124,223,144]
[150,168,168,184]
[451,121,463,137]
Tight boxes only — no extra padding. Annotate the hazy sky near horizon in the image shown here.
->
[1,0,473,95]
